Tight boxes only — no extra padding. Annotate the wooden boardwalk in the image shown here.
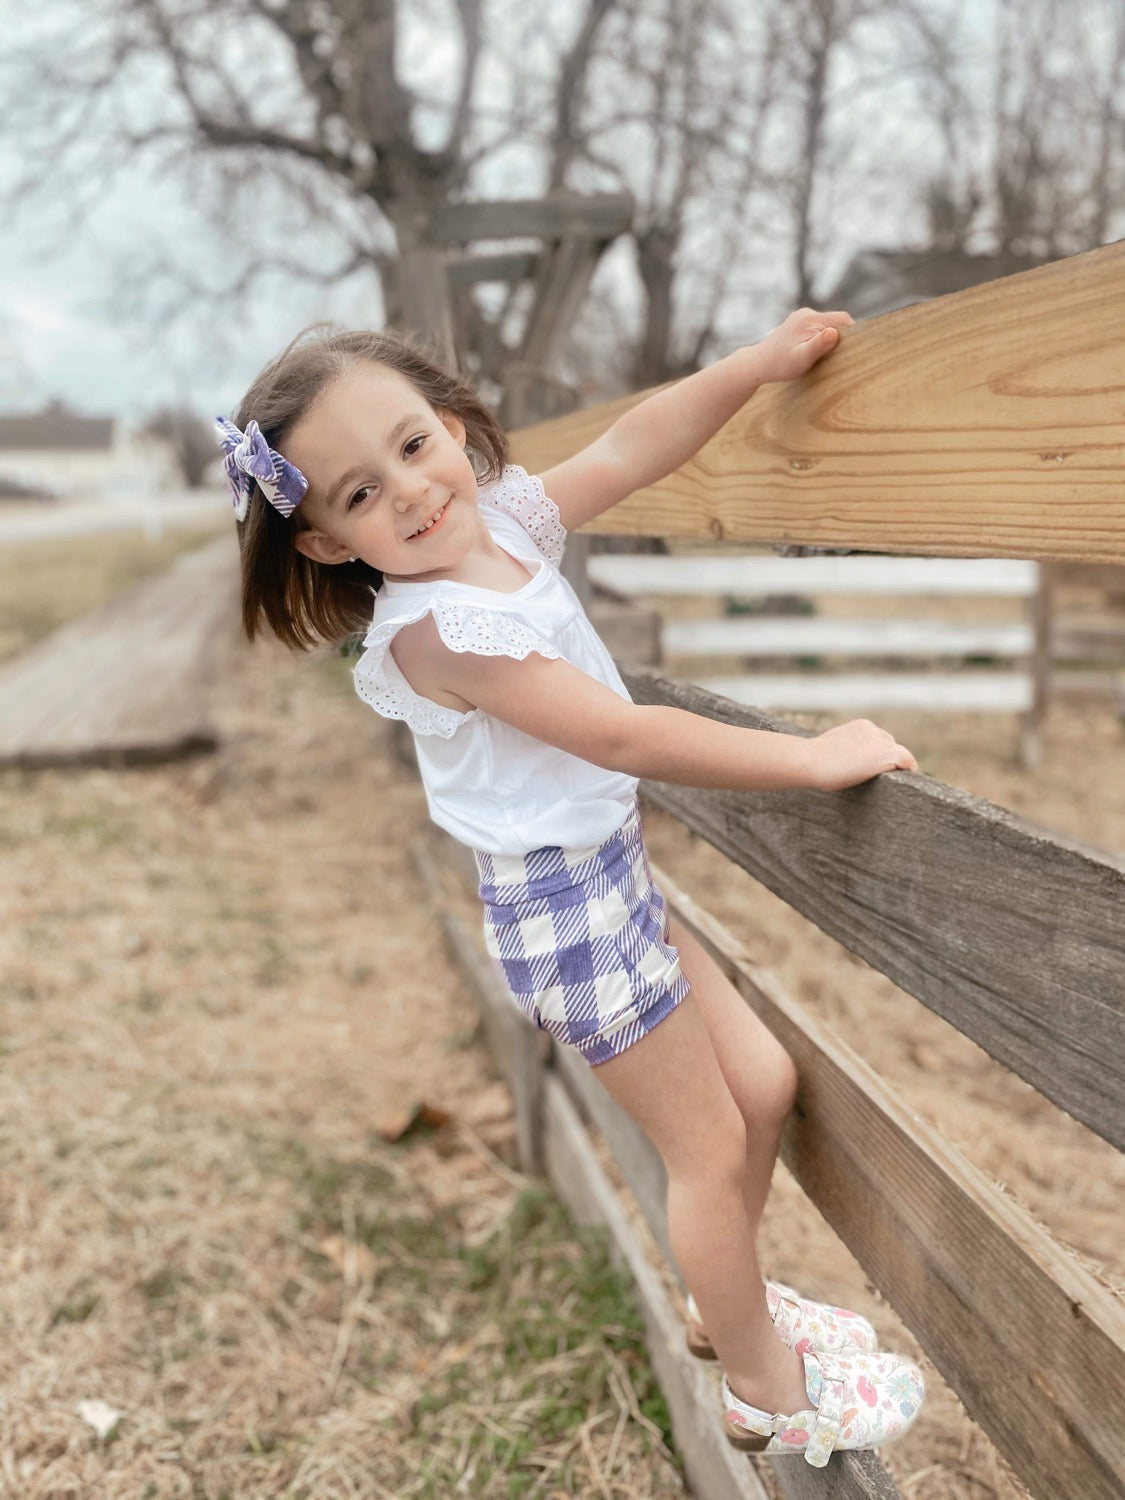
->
[0,536,240,769]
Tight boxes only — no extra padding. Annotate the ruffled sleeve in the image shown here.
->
[478,465,567,566]
[353,597,563,739]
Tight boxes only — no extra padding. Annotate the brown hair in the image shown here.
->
[231,326,509,650]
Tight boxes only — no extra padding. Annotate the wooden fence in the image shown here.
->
[585,552,1054,768]
[414,242,1125,1499]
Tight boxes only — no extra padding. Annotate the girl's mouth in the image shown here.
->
[405,500,449,540]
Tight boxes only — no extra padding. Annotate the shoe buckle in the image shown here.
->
[804,1371,844,1469]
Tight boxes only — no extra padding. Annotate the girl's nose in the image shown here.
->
[394,477,430,512]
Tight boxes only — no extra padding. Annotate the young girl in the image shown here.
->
[218,314,925,1469]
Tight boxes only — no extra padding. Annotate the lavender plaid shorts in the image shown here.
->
[474,803,690,1065]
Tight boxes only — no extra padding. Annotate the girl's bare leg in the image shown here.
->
[665,913,797,1239]
[593,993,808,1414]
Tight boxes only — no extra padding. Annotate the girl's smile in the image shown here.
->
[405,499,450,540]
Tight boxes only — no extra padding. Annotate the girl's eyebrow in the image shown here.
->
[326,413,426,507]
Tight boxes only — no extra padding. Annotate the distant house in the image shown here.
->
[826,246,1051,319]
[0,399,177,502]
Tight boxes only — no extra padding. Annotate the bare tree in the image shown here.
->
[0,1,567,364]
[141,406,216,488]
[895,0,1125,259]
[0,0,798,394]
[5,0,1121,411]
[540,0,791,385]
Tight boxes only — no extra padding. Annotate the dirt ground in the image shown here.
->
[1,541,1121,1497]
[0,627,686,1498]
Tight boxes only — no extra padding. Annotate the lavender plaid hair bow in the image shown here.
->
[214,416,308,522]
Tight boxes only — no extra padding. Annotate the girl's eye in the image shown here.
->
[404,435,426,456]
[347,486,374,511]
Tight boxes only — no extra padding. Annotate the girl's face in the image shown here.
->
[285,364,479,580]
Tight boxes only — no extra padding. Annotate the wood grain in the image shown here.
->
[422,192,633,246]
[511,240,1125,564]
[624,668,1125,1150]
[658,874,1125,1500]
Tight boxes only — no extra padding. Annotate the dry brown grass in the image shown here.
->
[0,637,684,1499]
[1,548,1121,1497]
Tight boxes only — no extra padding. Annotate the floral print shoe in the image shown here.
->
[686,1281,878,1361]
[721,1348,925,1467]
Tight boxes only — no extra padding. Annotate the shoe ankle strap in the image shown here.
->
[720,1377,789,1439]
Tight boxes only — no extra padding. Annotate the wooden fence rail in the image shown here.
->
[511,239,1125,564]
[623,672,1125,1152]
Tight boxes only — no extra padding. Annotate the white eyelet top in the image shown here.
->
[352,465,638,856]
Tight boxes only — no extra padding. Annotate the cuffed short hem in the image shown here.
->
[580,972,690,1066]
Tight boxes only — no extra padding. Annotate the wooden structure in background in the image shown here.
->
[0,537,238,770]
[393,191,633,427]
[587,552,1053,766]
[414,242,1125,1499]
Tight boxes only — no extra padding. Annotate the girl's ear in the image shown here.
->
[294,528,353,566]
[441,410,467,446]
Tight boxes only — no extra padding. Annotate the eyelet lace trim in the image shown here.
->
[354,601,562,739]
[482,466,567,564]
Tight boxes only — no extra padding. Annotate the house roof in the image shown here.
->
[0,400,114,451]
[826,247,1052,320]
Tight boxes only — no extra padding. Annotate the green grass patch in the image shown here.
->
[50,1288,101,1325]
[258,1133,680,1494]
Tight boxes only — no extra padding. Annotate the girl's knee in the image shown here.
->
[664,1092,749,1187]
[773,1044,799,1114]
[740,1040,798,1134]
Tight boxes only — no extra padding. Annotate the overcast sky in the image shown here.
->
[0,173,383,426]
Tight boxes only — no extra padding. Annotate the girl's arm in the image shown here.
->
[539,308,853,532]
[394,617,917,792]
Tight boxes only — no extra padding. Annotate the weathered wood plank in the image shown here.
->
[588,555,1041,598]
[0,536,238,769]
[395,246,458,368]
[520,234,601,370]
[410,837,548,1174]
[445,249,539,285]
[665,617,1035,656]
[659,874,1125,1500]
[624,668,1125,1149]
[422,192,633,246]
[697,672,1033,712]
[512,241,1125,564]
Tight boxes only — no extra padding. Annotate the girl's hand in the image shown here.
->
[756,307,853,382]
[808,719,919,792]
